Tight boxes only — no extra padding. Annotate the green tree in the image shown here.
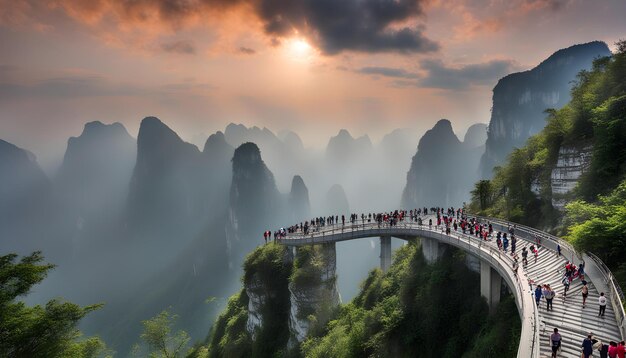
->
[471,180,493,211]
[0,251,109,357]
[133,309,191,358]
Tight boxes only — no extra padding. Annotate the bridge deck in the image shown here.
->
[276,215,622,358]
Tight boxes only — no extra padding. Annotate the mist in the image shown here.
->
[0,114,487,355]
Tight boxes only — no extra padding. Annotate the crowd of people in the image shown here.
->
[262,206,618,356]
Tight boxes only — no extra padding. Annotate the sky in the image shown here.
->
[1,0,625,171]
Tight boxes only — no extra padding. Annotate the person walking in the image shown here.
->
[535,285,543,307]
[545,285,555,311]
[550,328,562,357]
[562,274,570,298]
[617,341,626,358]
[582,282,589,308]
[609,341,618,358]
[599,292,607,317]
[582,334,595,358]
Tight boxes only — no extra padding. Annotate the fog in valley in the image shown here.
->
[1,115,484,355]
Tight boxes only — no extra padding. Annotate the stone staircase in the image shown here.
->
[521,245,621,357]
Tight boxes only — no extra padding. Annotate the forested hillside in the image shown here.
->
[468,40,626,285]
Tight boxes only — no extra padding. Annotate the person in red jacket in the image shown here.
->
[617,341,625,358]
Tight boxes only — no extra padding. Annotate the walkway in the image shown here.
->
[276,214,624,358]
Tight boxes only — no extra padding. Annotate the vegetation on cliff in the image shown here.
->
[302,243,519,358]
[202,242,520,357]
[469,40,626,285]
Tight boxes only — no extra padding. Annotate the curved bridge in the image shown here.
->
[276,215,625,358]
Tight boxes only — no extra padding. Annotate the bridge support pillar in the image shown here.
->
[380,236,391,273]
[480,260,501,315]
[422,237,446,264]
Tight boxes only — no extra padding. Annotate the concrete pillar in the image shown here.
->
[380,236,391,273]
[480,260,502,314]
[422,236,446,264]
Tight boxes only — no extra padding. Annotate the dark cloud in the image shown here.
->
[419,59,519,90]
[523,0,572,11]
[357,66,420,79]
[36,0,437,55]
[238,47,256,55]
[160,40,196,54]
[253,0,437,54]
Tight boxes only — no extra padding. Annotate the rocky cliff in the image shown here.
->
[0,139,49,253]
[402,119,473,208]
[325,184,350,214]
[480,41,611,178]
[287,243,340,347]
[551,144,593,210]
[128,117,216,242]
[288,175,311,223]
[55,121,135,236]
[229,142,283,265]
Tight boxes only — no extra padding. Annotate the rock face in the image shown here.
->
[0,139,49,252]
[326,129,373,163]
[480,41,611,178]
[229,142,283,264]
[551,144,593,210]
[244,245,293,339]
[463,123,488,149]
[56,121,135,230]
[402,119,468,208]
[202,131,234,212]
[325,184,350,214]
[128,117,209,235]
[224,123,304,191]
[287,243,340,346]
[289,175,311,223]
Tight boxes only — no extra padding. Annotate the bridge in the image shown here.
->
[276,214,625,358]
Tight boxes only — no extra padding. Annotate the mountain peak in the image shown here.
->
[336,129,353,139]
[433,119,453,131]
[463,123,488,148]
[203,131,228,152]
[233,142,262,165]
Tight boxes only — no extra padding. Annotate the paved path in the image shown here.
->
[276,214,623,357]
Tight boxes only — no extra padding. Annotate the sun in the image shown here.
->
[286,38,313,60]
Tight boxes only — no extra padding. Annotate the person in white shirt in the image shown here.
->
[599,292,607,317]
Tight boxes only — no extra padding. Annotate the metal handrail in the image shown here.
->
[468,213,626,340]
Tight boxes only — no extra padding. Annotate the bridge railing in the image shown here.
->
[276,218,540,357]
[469,213,626,341]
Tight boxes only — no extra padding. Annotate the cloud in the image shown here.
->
[3,0,438,55]
[357,66,420,79]
[419,59,520,90]
[160,40,196,54]
[521,0,573,12]
[254,0,438,54]
[238,47,256,55]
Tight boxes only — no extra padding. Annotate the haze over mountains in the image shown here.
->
[0,40,612,355]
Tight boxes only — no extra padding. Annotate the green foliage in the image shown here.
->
[0,252,109,358]
[462,296,521,357]
[565,179,626,288]
[205,290,251,358]
[207,243,292,358]
[470,41,626,230]
[301,242,520,358]
[471,180,493,211]
[133,309,191,358]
